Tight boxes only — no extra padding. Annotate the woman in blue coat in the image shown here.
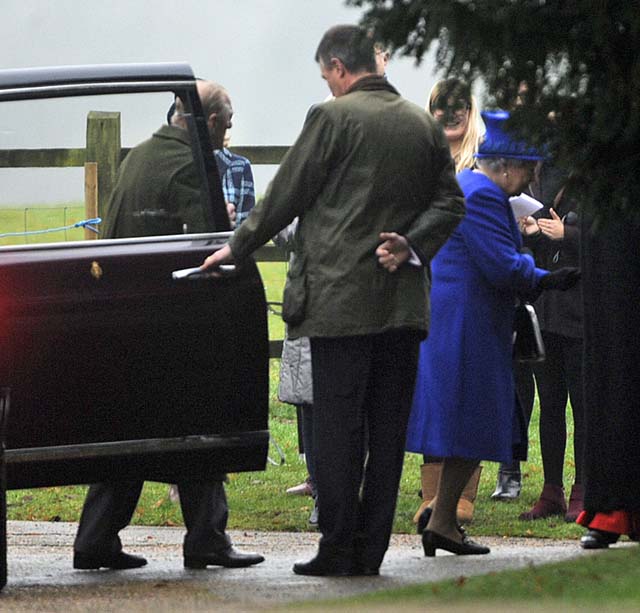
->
[404,111,580,556]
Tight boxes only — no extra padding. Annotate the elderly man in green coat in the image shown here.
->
[73,81,264,573]
[203,25,465,577]
[103,81,236,238]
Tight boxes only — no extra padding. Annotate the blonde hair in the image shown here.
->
[427,78,484,173]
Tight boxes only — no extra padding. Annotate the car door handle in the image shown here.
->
[171,265,236,280]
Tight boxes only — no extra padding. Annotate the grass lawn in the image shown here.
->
[301,546,640,611]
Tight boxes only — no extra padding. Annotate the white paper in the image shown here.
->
[509,193,544,219]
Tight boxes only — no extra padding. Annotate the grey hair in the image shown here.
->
[476,157,506,173]
[173,81,231,122]
[476,157,534,172]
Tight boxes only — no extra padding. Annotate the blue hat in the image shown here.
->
[475,110,545,161]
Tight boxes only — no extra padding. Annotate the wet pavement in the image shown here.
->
[1,520,595,611]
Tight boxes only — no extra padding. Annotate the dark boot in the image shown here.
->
[519,484,566,520]
[491,465,521,500]
[565,484,584,522]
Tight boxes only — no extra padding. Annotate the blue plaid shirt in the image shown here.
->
[214,148,256,226]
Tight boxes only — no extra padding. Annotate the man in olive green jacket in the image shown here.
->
[203,25,465,577]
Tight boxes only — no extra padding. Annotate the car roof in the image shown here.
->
[0,62,195,90]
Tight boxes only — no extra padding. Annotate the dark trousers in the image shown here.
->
[299,403,317,492]
[74,480,230,557]
[533,332,585,486]
[311,330,420,569]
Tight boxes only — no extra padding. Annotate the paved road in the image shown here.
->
[1,520,595,611]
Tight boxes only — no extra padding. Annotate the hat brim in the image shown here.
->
[475,152,546,161]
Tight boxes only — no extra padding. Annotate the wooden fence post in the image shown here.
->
[85,111,121,222]
[84,162,98,239]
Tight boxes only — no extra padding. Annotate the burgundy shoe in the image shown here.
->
[519,484,566,520]
[565,484,584,522]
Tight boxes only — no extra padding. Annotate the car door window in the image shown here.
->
[0,91,221,245]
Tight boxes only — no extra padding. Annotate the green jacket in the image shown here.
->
[229,77,465,339]
[103,125,213,238]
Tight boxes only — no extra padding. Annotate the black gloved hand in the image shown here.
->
[538,267,581,291]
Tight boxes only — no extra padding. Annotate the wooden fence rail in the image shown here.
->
[0,111,291,358]
[0,112,289,222]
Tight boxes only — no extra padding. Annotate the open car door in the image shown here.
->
[0,63,269,488]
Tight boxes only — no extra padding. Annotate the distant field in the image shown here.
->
[0,204,87,245]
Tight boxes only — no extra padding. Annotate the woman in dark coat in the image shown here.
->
[517,165,586,522]
[576,213,640,548]
[405,111,580,556]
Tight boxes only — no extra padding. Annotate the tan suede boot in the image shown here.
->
[456,465,482,524]
[412,463,441,527]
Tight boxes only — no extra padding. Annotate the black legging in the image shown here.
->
[514,361,535,425]
[533,332,585,486]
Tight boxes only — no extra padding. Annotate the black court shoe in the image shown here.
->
[417,506,432,534]
[422,529,490,557]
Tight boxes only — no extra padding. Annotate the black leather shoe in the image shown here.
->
[73,550,147,570]
[184,547,265,569]
[491,470,521,500]
[422,529,490,557]
[580,529,619,550]
[353,565,380,576]
[292,554,355,577]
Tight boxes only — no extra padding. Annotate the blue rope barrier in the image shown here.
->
[0,217,102,238]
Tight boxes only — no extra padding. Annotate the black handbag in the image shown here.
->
[513,303,546,363]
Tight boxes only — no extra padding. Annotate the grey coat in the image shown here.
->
[274,220,313,405]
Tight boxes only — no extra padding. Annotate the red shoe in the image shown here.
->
[519,484,566,520]
[565,484,584,522]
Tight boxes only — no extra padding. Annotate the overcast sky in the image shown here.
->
[1,0,440,203]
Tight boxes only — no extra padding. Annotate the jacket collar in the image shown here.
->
[154,123,191,145]
[345,74,400,96]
